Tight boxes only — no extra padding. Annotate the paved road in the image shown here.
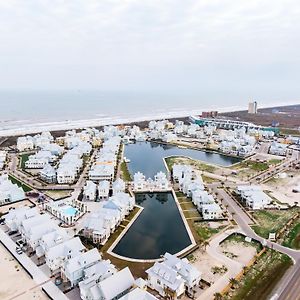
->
[218,189,300,300]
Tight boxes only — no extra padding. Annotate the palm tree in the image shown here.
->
[229,277,238,287]
[214,292,223,300]
[203,240,209,250]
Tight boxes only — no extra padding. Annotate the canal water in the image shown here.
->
[113,142,240,260]
[112,192,192,260]
[124,141,241,178]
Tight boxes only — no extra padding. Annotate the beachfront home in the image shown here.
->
[42,143,64,156]
[5,207,38,232]
[147,252,201,298]
[78,259,117,299]
[163,252,202,294]
[17,136,35,152]
[38,228,70,258]
[23,219,59,251]
[61,248,102,287]
[82,213,111,245]
[83,181,97,201]
[154,171,170,190]
[82,267,135,300]
[146,262,185,298]
[39,164,57,183]
[237,185,272,209]
[133,172,146,191]
[0,174,26,204]
[98,180,110,200]
[112,178,126,195]
[89,164,115,182]
[202,203,223,219]
[45,237,85,273]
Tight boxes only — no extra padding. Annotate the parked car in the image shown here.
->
[16,247,23,255]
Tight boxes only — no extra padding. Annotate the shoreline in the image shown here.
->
[0,102,299,137]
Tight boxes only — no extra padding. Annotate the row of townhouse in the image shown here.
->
[133,171,171,192]
[173,164,223,220]
[4,206,158,300]
[83,178,126,201]
[146,252,201,298]
[89,137,121,182]
[0,150,7,169]
[82,192,135,245]
[17,131,54,151]
[55,141,92,184]
[25,150,58,169]
[0,174,26,205]
[236,185,272,210]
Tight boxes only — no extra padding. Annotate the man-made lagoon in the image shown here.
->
[112,192,192,260]
[124,141,240,178]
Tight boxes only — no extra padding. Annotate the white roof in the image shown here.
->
[119,288,158,300]
[98,267,135,299]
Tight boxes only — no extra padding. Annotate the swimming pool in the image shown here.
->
[63,206,78,216]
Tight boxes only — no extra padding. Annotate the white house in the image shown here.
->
[202,203,223,220]
[0,150,7,169]
[83,181,97,201]
[61,248,102,287]
[5,207,38,232]
[89,164,115,182]
[112,178,126,195]
[133,172,146,191]
[237,185,272,209]
[98,180,110,200]
[0,174,26,204]
[146,262,185,298]
[39,164,56,183]
[269,142,288,156]
[163,252,202,294]
[154,171,170,190]
[45,237,85,273]
[17,136,35,151]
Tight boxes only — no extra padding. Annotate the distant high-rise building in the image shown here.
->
[248,101,258,114]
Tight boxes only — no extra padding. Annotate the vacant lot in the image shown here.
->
[282,223,300,249]
[251,208,299,238]
[223,249,292,300]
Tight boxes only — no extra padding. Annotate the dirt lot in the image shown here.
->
[262,171,300,206]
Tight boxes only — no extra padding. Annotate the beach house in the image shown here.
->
[0,150,7,169]
[61,248,102,287]
[39,164,57,183]
[98,180,110,200]
[112,178,126,195]
[237,185,272,209]
[133,172,146,191]
[83,181,97,201]
[45,237,85,273]
[0,174,26,204]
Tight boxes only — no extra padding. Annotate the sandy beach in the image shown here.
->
[0,244,48,300]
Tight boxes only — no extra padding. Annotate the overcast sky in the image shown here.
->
[0,0,299,101]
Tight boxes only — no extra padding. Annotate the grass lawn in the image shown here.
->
[8,175,32,192]
[194,222,225,241]
[251,208,300,239]
[282,223,300,249]
[120,161,132,181]
[44,190,72,200]
[223,250,292,300]
[165,156,216,173]
[237,160,269,172]
[19,153,30,169]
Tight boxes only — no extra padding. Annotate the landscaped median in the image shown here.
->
[8,174,33,192]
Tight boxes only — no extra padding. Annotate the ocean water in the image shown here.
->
[0,90,241,123]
